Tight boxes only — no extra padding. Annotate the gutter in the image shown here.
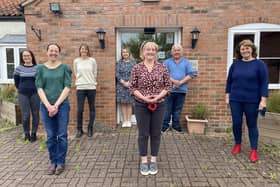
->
[0,16,25,21]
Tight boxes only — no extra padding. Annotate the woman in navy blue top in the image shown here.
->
[225,39,269,163]
[14,49,40,142]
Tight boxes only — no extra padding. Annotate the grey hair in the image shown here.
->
[171,44,183,55]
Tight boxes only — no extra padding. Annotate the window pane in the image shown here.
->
[6,48,14,64]
[261,59,280,84]
[6,48,15,79]
[7,64,15,79]
[233,34,254,55]
[18,48,26,62]
[260,32,280,57]
[156,32,174,61]
[120,32,174,63]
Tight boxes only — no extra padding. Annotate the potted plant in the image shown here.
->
[185,103,209,134]
[258,91,280,144]
[0,85,21,125]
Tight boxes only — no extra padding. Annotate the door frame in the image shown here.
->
[115,27,182,125]
[116,26,182,61]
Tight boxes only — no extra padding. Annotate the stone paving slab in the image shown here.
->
[0,126,279,187]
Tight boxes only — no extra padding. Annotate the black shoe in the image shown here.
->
[172,127,183,133]
[24,133,31,141]
[30,133,37,142]
[161,127,169,133]
[87,127,93,137]
[76,130,83,138]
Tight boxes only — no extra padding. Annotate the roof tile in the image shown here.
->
[0,0,25,16]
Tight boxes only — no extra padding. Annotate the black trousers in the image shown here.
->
[76,89,96,131]
[134,100,166,156]
[18,93,40,134]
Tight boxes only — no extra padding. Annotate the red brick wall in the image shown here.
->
[24,0,280,133]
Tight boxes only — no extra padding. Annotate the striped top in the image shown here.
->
[14,65,38,96]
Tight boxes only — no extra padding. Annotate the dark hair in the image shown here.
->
[234,39,257,60]
[46,43,61,52]
[79,44,91,57]
[20,49,37,65]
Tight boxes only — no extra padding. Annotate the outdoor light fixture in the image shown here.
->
[190,27,200,49]
[49,2,62,15]
[96,28,106,49]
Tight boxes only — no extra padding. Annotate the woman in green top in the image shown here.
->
[35,43,72,176]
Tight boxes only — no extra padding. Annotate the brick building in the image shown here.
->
[16,0,280,133]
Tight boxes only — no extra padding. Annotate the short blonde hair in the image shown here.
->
[140,41,159,60]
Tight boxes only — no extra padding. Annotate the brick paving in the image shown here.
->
[0,126,279,187]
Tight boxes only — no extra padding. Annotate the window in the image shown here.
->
[116,27,181,62]
[228,23,280,89]
[0,46,26,83]
[259,32,280,84]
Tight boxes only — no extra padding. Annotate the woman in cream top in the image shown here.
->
[73,44,97,138]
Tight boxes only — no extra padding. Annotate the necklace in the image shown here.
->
[144,61,155,73]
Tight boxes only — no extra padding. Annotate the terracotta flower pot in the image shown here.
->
[185,115,208,134]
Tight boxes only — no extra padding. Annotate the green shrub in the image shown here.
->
[191,103,209,119]
[0,85,17,104]
[267,91,280,113]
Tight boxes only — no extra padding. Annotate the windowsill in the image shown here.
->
[0,80,14,84]
[269,84,280,90]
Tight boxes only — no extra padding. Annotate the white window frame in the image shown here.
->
[116,27,182,61]
[227,23,280,89]
[0,44,26,84]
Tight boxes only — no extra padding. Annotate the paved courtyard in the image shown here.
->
[0,126,279,187]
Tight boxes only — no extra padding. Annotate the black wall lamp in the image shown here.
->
[190,27,200,49]
[49,2,62,15]
[31,25,41,41]
[96,28,106,49]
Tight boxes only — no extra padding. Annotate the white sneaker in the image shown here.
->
[126,121,132,127]
[122,121,128,127]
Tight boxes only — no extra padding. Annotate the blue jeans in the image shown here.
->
[41,103,70,166]
[18,93,40,134]
[229,101,259,149]
[163,93,186,130]
[77,90,96,130]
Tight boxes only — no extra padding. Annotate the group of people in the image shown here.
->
[13,39,268,176]
[13,43,97,175]
[115,39,269,175]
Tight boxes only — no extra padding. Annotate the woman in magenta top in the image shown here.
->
[129,41,171,176]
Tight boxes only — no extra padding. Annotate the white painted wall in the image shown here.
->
[0,22,25,38]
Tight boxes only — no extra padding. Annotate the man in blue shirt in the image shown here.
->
[162,44,196,132]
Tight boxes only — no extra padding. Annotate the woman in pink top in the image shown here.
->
[129,41,171,176]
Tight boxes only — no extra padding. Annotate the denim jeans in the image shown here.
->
[41,103,70,166]
[229,101,259,149]
[77,90,96,131]
[18,93,40,134]
[134,100,166,156]
[163,93,186,130]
